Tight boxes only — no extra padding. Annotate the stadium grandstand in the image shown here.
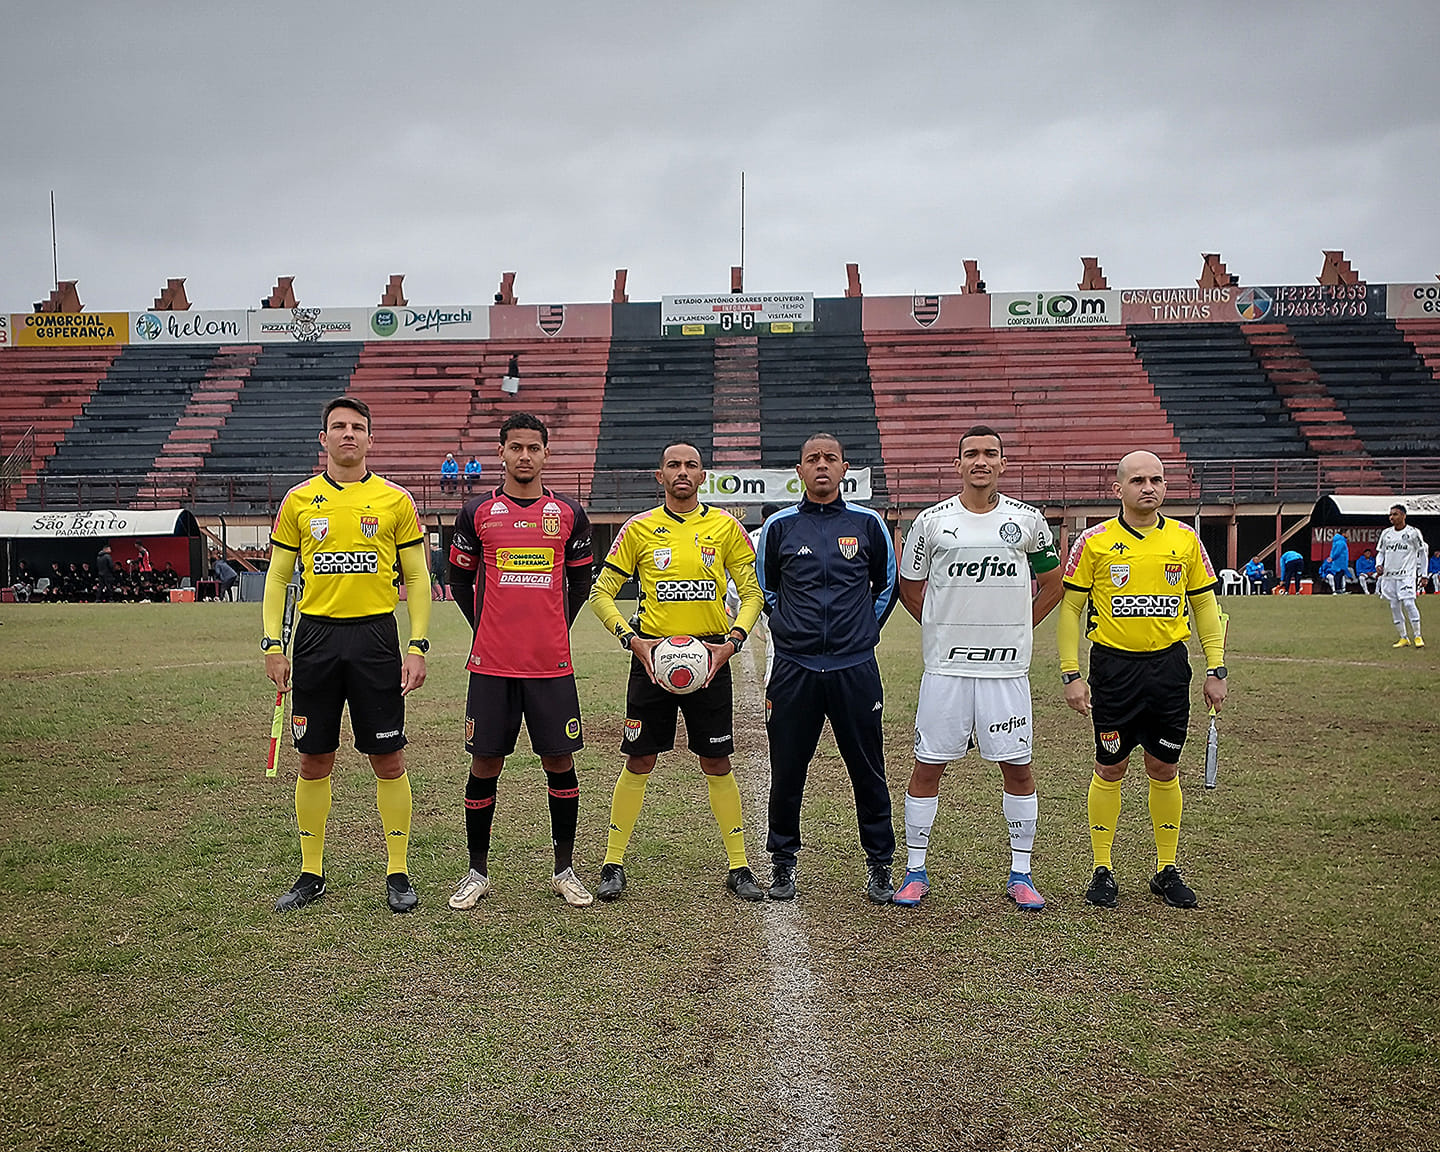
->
[3,254,1438,585]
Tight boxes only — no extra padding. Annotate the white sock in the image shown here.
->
[904,793,939,873]
[1403,599,1421,635]
[1003,791,1038,874]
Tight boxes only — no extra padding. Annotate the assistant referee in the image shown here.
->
[1058,450,1227,910]
[263,397,432,914]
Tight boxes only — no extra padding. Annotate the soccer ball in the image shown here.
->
[651,635,712,695]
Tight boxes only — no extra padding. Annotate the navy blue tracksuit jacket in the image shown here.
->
[756,496,898,866]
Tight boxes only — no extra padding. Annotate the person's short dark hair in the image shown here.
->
[322,396,371,431]
[800,432,845,461]
[1392,503,1407,514]
[761,503,782,519]
[499,412,548,446]
[659,440,704,466]
[958,424,1004,457]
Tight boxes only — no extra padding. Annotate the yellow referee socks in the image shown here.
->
[376,773,413,875]
[1148,775,1183,871]
[295,775,332,876]
[706,771,749,870]
[605,768,649,867]
[1088,772,1122,870]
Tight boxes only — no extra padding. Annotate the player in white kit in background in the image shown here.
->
[1376,503,1426,648]
[894,426,1065,909]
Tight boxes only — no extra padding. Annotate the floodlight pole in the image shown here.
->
[740,172,745,277]
[50,191,58,289]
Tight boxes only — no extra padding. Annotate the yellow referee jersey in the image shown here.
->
[270,471,425,619]
[1062,513,1218,653]
[590,503,762,640]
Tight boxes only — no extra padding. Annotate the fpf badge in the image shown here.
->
[838,536,858,559]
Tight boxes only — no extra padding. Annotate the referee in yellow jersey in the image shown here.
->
[1058,451,1227,910]
[263,397,432,913]
[588,440,765,902]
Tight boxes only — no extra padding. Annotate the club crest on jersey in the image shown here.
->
[542,502,562,537]
[464,717,474,744]
[624,719,642,742]
[838,536,859,559]
[359,515,379,539]
[700,546,716,568]
[999,521,1023,545]
[1099,730,1121,755]
[309,517,329,542]
[1165,563,1183,586]
[654,547,672,570]
[1110,563,1130,587]
[292,715,308,742]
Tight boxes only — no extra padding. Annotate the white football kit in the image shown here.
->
[1377,524,1426,640]
[901,494,1060,762]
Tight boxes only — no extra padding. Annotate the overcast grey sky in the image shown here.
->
[2,1,1436,311]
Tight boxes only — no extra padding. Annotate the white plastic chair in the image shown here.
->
[1219,569,1243,595]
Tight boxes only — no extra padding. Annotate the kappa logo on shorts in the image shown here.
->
[1165,562,1184,586]
[292,715,308,742]
[465,717,474,743]
[359,515,379,539]
[1110,563,1130,587]
[375,730,400,740]
[838,536,858,559]
[1099,730,1121,755]
[566,717,581,740]
[1158,738,1182,750]
[309,517,329,542]
[624,719,642,742]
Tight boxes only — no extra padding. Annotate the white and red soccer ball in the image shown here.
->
[651,635,712,695]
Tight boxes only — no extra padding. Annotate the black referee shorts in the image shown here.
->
[290,613,406,756]
[621,643,734,758]
[1089,641,1191,766]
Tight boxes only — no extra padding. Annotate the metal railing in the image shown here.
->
[9,456,1440,516]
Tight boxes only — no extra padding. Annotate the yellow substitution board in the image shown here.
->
[14,312,130,346]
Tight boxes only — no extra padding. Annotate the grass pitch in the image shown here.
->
[0,594,1436,1151]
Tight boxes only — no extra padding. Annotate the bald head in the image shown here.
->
[1113,451,1167,523]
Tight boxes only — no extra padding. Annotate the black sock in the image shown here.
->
[464,774,498,874]
[546,768,579,873]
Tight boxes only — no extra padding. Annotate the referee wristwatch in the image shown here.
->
[408,639,430,655]
[1061,671,1082,685]
[618,632,636,651]
[261,637,283,653]
[1206,664,1227,680]
[726,629,747,653]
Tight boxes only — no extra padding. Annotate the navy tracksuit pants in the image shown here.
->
[764,654,895,867]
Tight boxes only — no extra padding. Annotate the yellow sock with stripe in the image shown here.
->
[1088,772,1122,869]
[295,775,332,876]
[1148,775,1183,871]
[605,768,649,866]
[376,773,413,875]
[706,771,749,870]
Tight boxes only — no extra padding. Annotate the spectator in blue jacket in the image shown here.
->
[464,455,483,494]
[1243,558,1267,595]
[1328,532,1350,594]
[440,453,459,495]
[756,433,898,905]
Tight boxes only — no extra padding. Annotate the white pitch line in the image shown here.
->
[733,644,842,1152]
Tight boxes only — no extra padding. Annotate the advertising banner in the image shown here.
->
[247,307,371,343]
[1121,287,1244,324]
[662,293,814,336]
[132,309,249,344]
[1386,283,1440,320]
[990,291,1120,328]
[0,313,9,349]
[365,305,490,341]
[696,467,872,503]
[1311,524,1384,563]
[13,312,129,347]
[1238,284,1384,323]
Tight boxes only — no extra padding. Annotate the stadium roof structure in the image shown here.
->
[0,508,199,538]
[1311,494,1440,523]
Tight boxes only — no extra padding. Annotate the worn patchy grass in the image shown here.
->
[0,594,1436,1151]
